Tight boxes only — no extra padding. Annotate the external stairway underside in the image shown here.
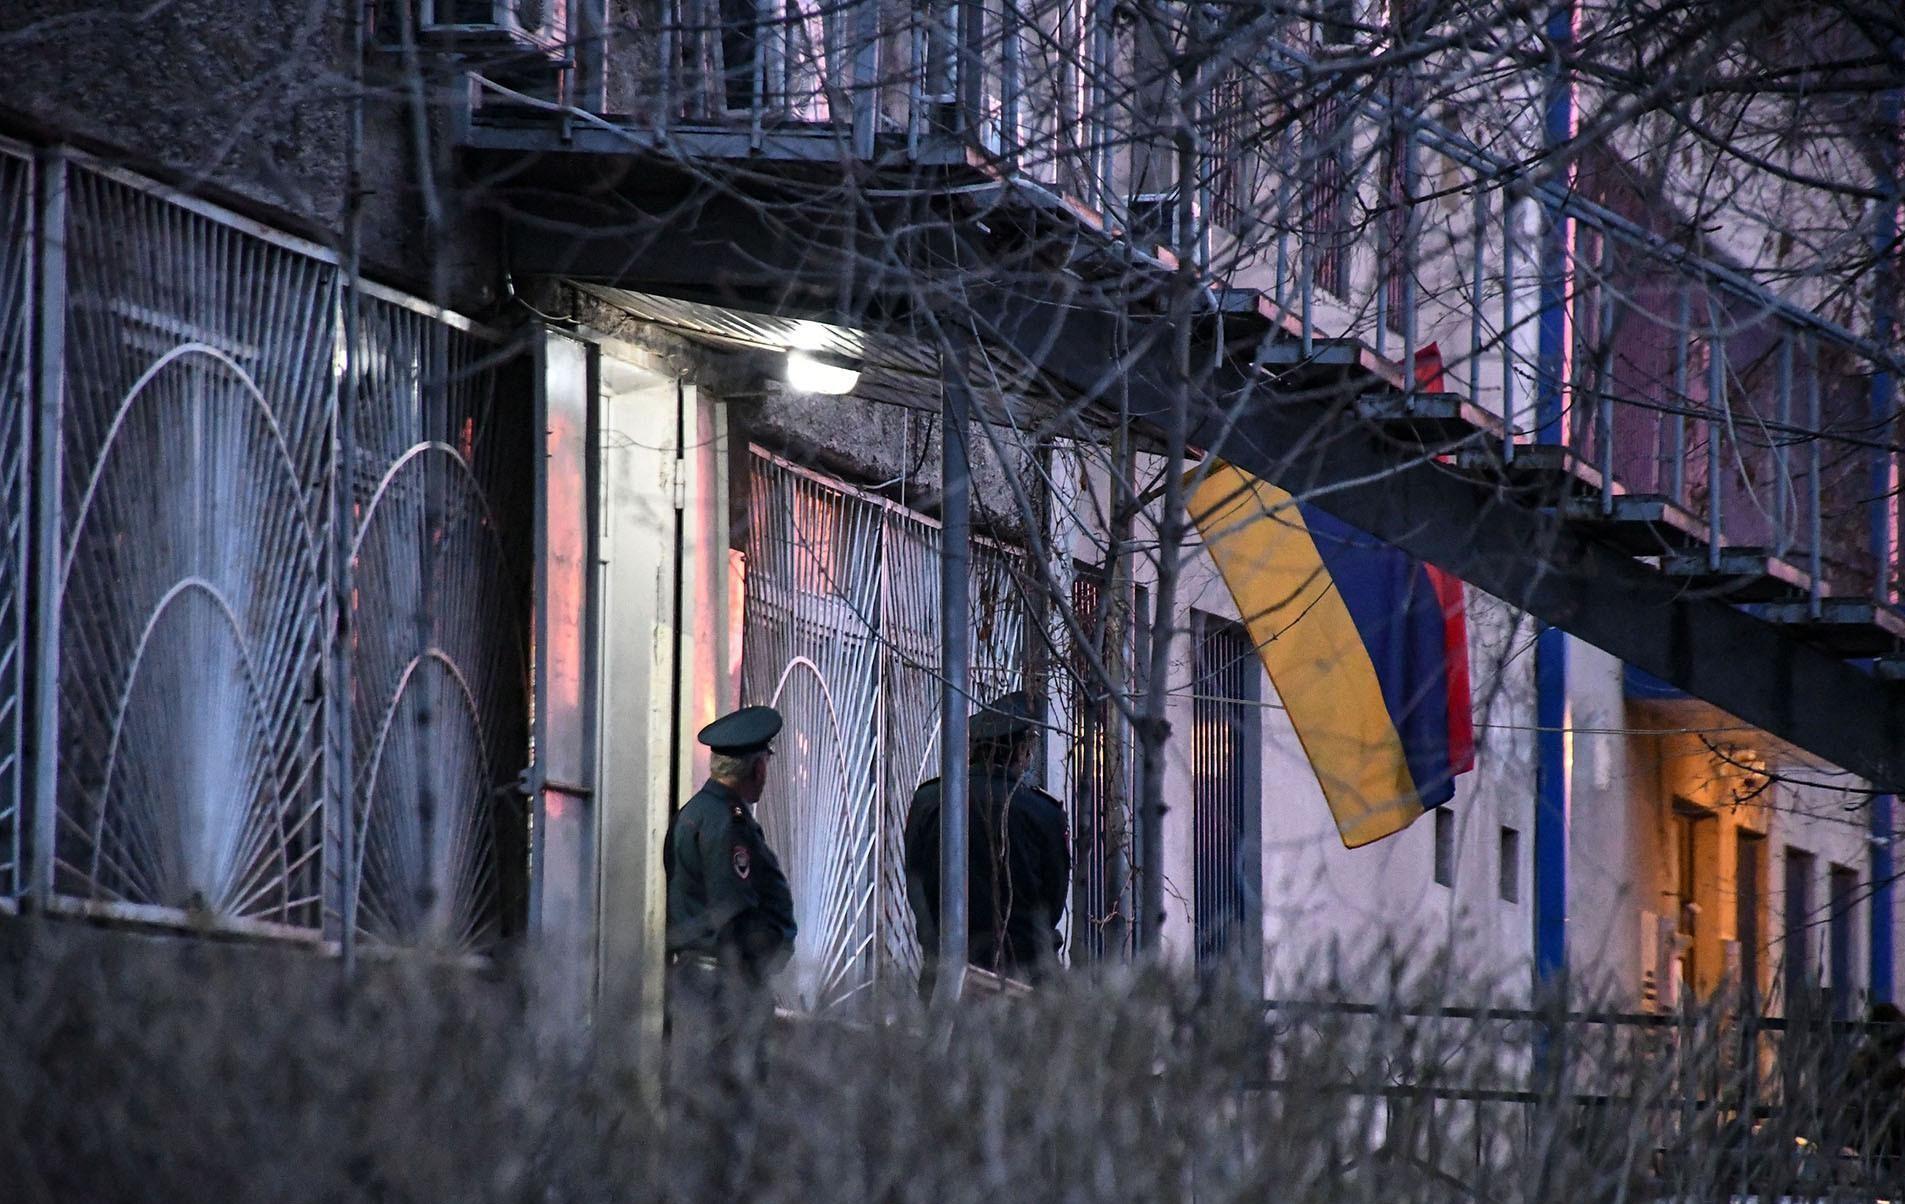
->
[469,119,1905,793]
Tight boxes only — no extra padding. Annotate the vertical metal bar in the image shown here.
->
[851,0,879,159]
[957,0,984,134]
[1672,286,1690,505]
[750,0,770,147]
[1871,130,1899,605]
[934,333,973,1007]
[334,283,360,979]
[1535,202,1567,448]
[1274,167,1291,314]
[26,149,66,902]
[1471,184,1486,403]
[658,0,676,130]
[1809,342,1823,617]
[1707,311,1724,571]
[573,0,610,112]
[1597,235,1615,514]
[1502,192,1517,463]
[1775,331,1793,557]
[1300,231,1314,356]
[998,0,1019,165]
[1401,125,1419,408]
[906,12,925,156]
[1375,192,1390,360]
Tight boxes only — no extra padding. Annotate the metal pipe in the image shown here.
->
[934,333,973,1007]
[1875,792,1897,1003]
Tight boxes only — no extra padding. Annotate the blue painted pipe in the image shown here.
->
[1532,0,1574,997]
[1870,58,1899,1004]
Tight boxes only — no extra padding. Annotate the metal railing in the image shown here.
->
[500,7,1901,609]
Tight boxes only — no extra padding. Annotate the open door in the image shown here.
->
[531,330,731,1044]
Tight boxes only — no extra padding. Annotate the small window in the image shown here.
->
[1499,826,1521,902]
[1433,808,1455,887]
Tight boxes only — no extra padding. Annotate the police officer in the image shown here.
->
[665,705,797,1069]
[903,691,1069,995]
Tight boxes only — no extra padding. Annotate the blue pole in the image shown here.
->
[1870,61,1900,1005]
[1874,793,1896,1004]
[1535,626,1570,992]
[1533,0,1574,999]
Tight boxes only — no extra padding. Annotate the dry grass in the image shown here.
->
[0,920,1898,1203]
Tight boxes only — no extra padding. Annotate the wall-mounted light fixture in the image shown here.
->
[785,349,862,395]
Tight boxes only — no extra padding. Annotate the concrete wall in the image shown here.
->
[0,0,500,308]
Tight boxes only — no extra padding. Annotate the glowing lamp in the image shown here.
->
[785,350,861,395]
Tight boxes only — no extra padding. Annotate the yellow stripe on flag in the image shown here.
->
[1188,462,1425,848]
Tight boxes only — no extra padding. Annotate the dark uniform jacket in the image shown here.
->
[903,765,1069,982]
[665,778,796,981]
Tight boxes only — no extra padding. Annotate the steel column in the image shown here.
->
[935,334,973,1006]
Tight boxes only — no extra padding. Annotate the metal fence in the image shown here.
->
[743,448,1026,1012]
[1261,998,1905,1199]
[12,152,531,951]
[0,140,30,903]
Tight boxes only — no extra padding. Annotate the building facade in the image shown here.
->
[0,0,1898,1039]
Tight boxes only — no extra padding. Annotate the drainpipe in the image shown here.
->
[1532,0,1575,1007]
[935,334,974,1006]
[1869,61,1900,1005]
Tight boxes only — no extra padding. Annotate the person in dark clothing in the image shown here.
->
[904,691,1069,996]
[665,705,797,1078]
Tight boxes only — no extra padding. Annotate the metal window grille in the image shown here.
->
[1208,68,1252,232]
[1827,864,1856,1019]
[346,294,532,952]
[36,156,530,950]
[1304,89,1353,299]
[1737,830,1765,1001]
[1432,807,1455,888]
[1783,846,1816,1012]
[1498,826,1520,903]
[1065,565,1143,962]
[0,142,30,901]
[742,449,1025,1010]
[1190,612,1257,970]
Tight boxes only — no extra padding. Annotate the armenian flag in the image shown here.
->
[1188,460,1473,848]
